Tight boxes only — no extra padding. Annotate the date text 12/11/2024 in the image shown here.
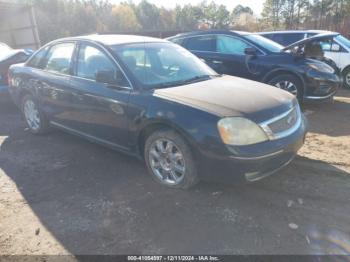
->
[127,256,220,261]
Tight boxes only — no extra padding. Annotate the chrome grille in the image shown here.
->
[260,106,301,140]
[268,107,298,134]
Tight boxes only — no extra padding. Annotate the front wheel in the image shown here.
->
[144,129,199,189]
[21,95,49,134]
[268,74,303,103]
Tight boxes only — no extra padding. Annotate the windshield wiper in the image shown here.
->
[152,74,221,89]
[183,74,223,84]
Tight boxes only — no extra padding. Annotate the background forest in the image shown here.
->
[20,0,350,44]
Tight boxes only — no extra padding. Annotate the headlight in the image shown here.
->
[308,63,334,74]
[217,117,269,146]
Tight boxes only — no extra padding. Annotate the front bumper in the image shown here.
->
[196,115,307,183]
[304,69,342,100]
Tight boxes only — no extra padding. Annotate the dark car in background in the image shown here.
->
[8,35,307,189]
[259,30,350,89]
[0,42,33,102]
[167,30,342,102]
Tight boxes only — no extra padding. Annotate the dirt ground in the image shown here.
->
[0,89,349,255]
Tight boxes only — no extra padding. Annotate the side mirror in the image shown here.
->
[331,44,340,52]
[95,70,116,85]
[244,47,257,56]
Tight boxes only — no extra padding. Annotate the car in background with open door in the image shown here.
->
[258,30,350,89]
[167,30,342,102]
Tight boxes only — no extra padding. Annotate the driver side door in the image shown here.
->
[213,35,264,81]
[67,42,132,150]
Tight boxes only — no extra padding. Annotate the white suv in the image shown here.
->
[259,30,350,88]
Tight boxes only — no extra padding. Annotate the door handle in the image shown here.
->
[212,60,223,64]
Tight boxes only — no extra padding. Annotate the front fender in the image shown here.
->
[262,68,306,89]
[127,92,223,157]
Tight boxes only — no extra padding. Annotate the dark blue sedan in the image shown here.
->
[8,35,307,189]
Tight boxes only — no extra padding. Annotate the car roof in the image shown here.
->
[167,30,251,39]
[258,30,336,35]
[50,34,168,46]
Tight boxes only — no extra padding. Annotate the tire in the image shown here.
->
[268,74,304,103]
[21,94,50,134]
[343,67,350,89]
[144,129,199,189]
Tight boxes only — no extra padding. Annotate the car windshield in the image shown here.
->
[112,42,218,89]
[335,35,350,49]
[0,43,13,60]
[244,34,284,53]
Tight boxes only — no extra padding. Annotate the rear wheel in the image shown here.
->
[343,67,350,89]
[268,74,303,103]
[21,95,49,134]
[144,129,199,189]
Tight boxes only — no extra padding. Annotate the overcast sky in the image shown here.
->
[109,0,265,16]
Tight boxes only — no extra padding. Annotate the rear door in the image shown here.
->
[36,42,76,123]
[183,35,219,69]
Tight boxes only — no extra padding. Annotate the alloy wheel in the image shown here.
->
[275,80,298,96]
[23,99,41,131]
[346,72,350,86]
[148,139,186,186]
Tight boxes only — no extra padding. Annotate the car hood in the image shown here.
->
[154,75,296,123]
[282,32,339,51]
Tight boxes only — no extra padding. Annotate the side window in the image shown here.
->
[186,35,216,52]
[319,40,343,52]
[43,43,75,74]
[216,35,251,55]
[27,46,49,69]
[319,40,332,51]
[118,48,151,84]
[77,44,128,86]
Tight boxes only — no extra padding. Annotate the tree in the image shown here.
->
[174,4,203,30]
[200,1,230,29]
[136,0,161,31]
[19,0,350,45]
[232,5,253,16]
[231,5,254,28]
[159,7,176,30]
[111,4,141,32]
[261,0,285,29]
